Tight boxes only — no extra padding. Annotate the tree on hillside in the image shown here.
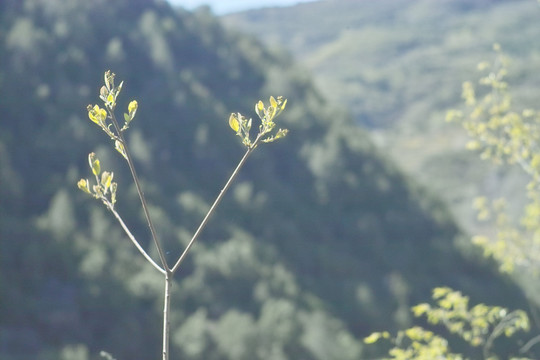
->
[364,45,540,360]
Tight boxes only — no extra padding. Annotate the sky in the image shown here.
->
[167,0,319,15]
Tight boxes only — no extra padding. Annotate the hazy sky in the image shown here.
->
[168,0,319,15]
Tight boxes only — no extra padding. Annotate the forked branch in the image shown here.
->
[78,71,288,360]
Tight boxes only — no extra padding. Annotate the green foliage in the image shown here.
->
[224,0,540,255]
[448,45,540,282]
[228,95,288,148]
[365,43,540,360]
[78,152,118,209]
[366,288,531,360]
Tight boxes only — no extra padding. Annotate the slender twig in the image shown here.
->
[102,198,166,275]
[162,271,172,360]
[171,136,261,274]
[484,311,522,359]
[109,111,170,271]
[520,334,540,354]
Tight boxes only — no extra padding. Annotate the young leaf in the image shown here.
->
[128,100,138,119]
[104,71,111,90]
[100,86,108,102]
[101,171,113,190]
[77,179,91,194]
[107,93,115,106]
[255,100,264,119]
[269,96,277,109]
[229,113,240,133]
[88,152,101,176]
[115,140,127,160]
[117,81,124,95]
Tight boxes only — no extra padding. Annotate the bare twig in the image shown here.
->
[162,272,172,360]
[520,334,540,354]
[102,198,166,275]
[171,136,261,274]
[109,111,170,271]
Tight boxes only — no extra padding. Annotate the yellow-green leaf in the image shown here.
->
[88,152,100,176]
[269,96,277,109]
[364,331,390,344]
[229,113,240,132]
[128,100,138,117]
[280,98,287,111]
[77,179,91,194]
[266,106,276,121]
[255,100,265,119]
[101,171,113,189]
[92,159,100,176]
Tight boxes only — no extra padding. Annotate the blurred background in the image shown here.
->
[1,0,539,359]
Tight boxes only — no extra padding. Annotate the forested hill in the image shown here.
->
[222,0,540,236]
[0,0,526,359]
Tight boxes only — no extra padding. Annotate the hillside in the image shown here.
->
[0,0,529,359]
[222,0,540,235]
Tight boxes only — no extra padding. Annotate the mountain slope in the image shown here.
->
[0,0,527,359]
[222,0,540,242]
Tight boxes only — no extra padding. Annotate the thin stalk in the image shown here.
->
[109,111,170,271]
[103,198,166,275]
[162,271,172,360]
[171,137,261,274]
[520,334,540,354]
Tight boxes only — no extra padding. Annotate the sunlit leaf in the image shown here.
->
[101,171,113,190]
[77,179,91,194]
[255,100,264,119]
[269,96,277,109]
[280,98,287,111]
[128,100,138,118]
[364,332,382,344]
[88,152,100,176]
[229,113,240,132]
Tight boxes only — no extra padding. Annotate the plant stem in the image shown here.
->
[163,271,172,360]
[104,198,166,275]
[109,111,170,271]
[171,137,261,274]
